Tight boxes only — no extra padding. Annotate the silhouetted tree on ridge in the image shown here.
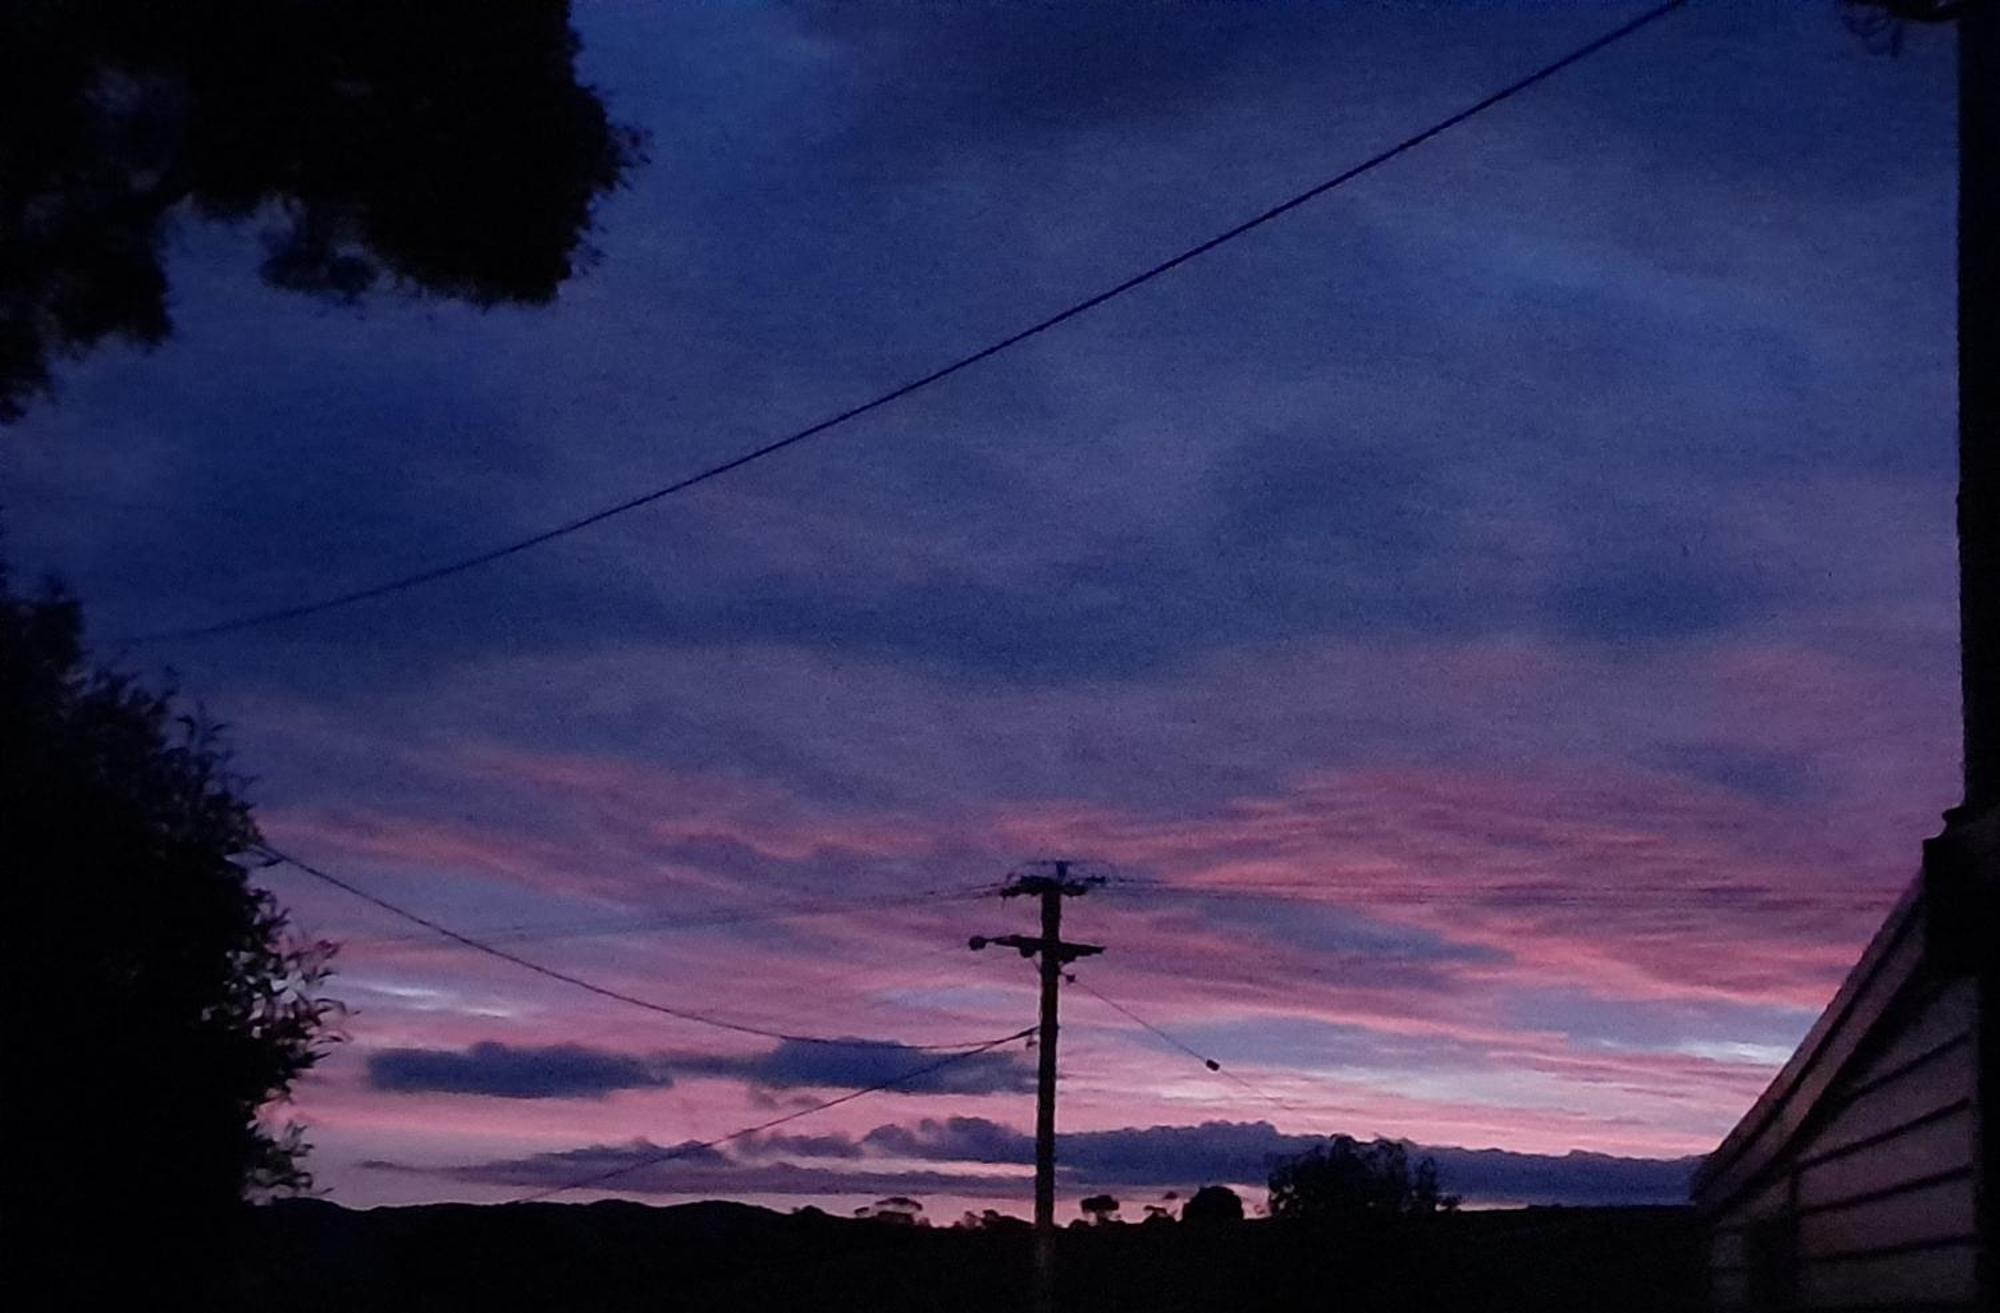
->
[1079,1193,1121,1225]
[1266,1135,1460,1224]
[1,563,340,1307]
[856,1196,927,1226]
[0,0,645,423]
[1182,1183,1246,1228]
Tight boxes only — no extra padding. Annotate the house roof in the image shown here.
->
[1688,874,1927,1211]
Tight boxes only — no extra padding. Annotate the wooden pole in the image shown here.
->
[969,861,1104,1313]
[1032,877,1064,1313]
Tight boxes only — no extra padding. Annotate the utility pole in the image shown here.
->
[969,860,1104,1313]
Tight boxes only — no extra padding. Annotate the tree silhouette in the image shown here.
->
[1412,1155,1458,1215]
[2,565,340,1306]
[0,0,643,423]
[856,1196,927,1226]
[954,1208,1031,1233]
[1181,1184,1246,1228]
[1266,1136,1459,1224]
[1079,1193,1121,1225]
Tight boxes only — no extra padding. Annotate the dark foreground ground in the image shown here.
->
[236,1199,1699,1313]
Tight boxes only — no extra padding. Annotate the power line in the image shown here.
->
[133,0,1688,646]
[508,1025,1037,1203]
[1069,975,1219,1070]
[254,843,1006,1052]
[1067,973,1299,1118]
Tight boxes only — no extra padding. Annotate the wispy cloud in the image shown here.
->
[7,0,1960,1210]
[380,1117,1697,1206]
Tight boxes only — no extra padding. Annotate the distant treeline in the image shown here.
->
[236,1197,1699,1313]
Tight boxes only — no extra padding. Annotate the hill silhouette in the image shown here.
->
[234,1196,1698,1313]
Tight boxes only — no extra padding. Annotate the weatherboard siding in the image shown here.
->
[1796,1173,1976,1258]
[1795,1242,1980,1308]
[1697,881,1986,1313]
[1696,890,1928,1218]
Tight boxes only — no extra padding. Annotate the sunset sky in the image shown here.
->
[2,0,1967,1218]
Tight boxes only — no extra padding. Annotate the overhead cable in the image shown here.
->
[508,1026,1037,1203]
[134,0,1688,644]
[255,842,1009,1052]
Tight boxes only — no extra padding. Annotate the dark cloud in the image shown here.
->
[13,0,1951,695]
[367,1038,1034,1100]
[392,1138,738,1189]
[863,1116,1033,1165]
[387,1141,1024,1199]
[1644,741,1817,804]
[671,1039,1035,1097]
[781,0,1334,150]
[1063,1120,1302,1188]
[1554,560,1749,645]
[366,1042,672,1099]
[733,1131,867,1161]
[410,1118,1696,1205]
[1425,1145,1698,1207]
[857,1117,1697,1204]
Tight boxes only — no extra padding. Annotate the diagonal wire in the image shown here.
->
[132,0,1689,645]
[254,842,1005,1051]
[1069,973,1301,1118]
[507,1025,1038,1203]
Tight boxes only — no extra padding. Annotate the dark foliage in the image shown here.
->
[0,0,644,422]
[238,1198,1701,1313]
[957,1208,1033,1233]
[1181,1184,1245,1227]
[1079,1193,1121,1224]
[1,568,339,1304]
[1267,1134,1461,1222]
[856,1196,926,1226]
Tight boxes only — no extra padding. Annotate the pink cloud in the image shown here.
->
[236,621,1957,1204]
